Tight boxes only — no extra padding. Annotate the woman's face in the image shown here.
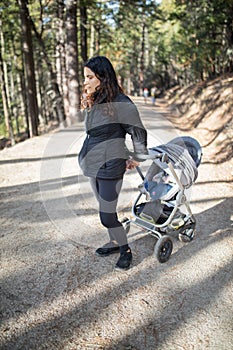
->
[84,67,101,94]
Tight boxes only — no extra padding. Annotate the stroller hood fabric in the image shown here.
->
[148,140,198,189]
[168,136,202,167]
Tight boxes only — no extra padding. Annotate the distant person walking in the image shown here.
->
[143,87,149,104]
[151,86,156,106]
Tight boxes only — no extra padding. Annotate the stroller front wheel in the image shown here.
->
[154,235,173,263]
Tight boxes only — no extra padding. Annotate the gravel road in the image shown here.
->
[0,98,232,350]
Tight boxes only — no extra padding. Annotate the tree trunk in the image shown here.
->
[226,5,233,72]
[18,0,38,136]
[139,22,146,96]
[56,1,70,122]
[56,1,64,92]
[95,22,100,55]
[10,35,21,135]
[0,20,13,121]
[66,0,80,124]
[90,20,95,57]
[10,70,19,134]
[30,17,66,128]
[18,70,30,138]
[80,4,88,63]
[0,49,15,145]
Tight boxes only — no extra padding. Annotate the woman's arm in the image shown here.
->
[120,103,148,157]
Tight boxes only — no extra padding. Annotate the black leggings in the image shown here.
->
[89,177,129,250]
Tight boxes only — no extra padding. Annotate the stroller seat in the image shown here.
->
[144,167,181,202]
[143,137,199,198]
[138,136,202,221]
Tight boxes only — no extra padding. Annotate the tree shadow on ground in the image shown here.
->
[127,197,233,266]
[0,153,77,165]
[1,197,232,349]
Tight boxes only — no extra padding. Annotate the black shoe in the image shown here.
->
[95,242,120,257]
[115,250,132,271]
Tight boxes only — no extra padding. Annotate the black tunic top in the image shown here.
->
[78,93,148,179]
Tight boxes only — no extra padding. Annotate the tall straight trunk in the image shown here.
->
[10,35,20,134]
[30,17,66,127]
[226,5,233,72]
[10,70,19,133]
[139,0,147,95]
[66,0,80,124]
[95,22,100,55]
[0,49,15,145]
[56,1,69,121]
[80,5,88,62]
[56,1,64,92]
[139,22,146,96]
[90,20,95,57]
[18,0,38,136]
[0,21,15,137]
[18,70,30,137]
[0,25,11,119]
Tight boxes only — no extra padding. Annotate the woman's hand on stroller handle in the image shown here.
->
[126,158,140,170]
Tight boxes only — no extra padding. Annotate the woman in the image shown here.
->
[78,56,148,271]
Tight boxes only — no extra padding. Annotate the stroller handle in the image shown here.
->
[129,151,169,163]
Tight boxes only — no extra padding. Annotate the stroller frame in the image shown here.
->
[121,152,197,263]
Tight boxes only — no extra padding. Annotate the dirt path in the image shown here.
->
[0,98,232,350]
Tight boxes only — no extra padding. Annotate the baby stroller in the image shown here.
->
[121,136,202,263]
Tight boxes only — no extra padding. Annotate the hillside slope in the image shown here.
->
[165,74,233,164]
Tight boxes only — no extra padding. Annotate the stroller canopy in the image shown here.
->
[148,136,202,189]
[168,136,202,168]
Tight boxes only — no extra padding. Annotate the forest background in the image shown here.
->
[0,0,233,152]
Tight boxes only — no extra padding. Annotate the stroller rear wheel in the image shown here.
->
[154,235,173,263]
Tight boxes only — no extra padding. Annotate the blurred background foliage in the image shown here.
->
[0,0,232,144]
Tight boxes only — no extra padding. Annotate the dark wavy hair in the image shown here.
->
[81,56,123,109]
